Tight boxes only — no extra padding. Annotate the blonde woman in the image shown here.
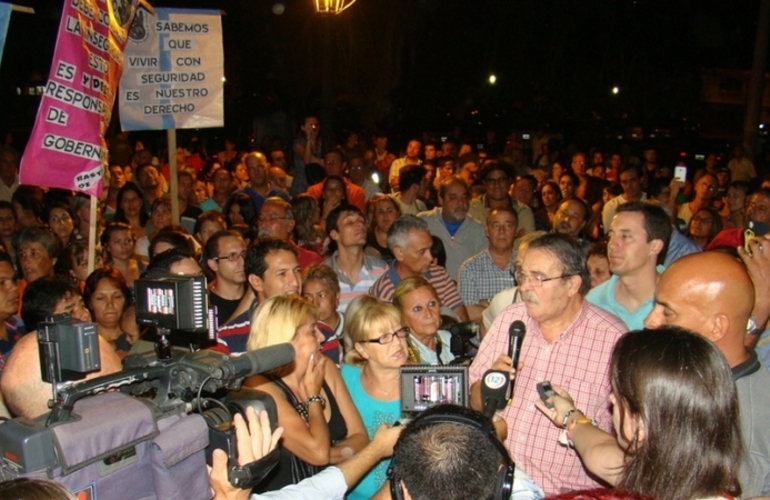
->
[244,295,368,492]
[393,276,455,365]
[341,295,408,500]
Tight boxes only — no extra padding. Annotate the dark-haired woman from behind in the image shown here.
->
[536,327,742,500]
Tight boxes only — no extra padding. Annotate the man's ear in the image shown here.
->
[330,228,340,243]
[207,259,219,274]
[392,246,405,261]
[286,218,296,233]
[247,274,263,294]
[710,313,730,343]
[649,238,664,258]
[565,274,582,297]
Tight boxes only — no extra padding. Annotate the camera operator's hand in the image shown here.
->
[369,423,404,459]
[209,407,284,500]
[300,353,327,401]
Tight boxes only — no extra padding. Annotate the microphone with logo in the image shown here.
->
[481,320,526,418]
[481,369,510,418]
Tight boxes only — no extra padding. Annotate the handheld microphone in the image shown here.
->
[480,369,510,419]
[507,320,526,400]
[213,343,296,380]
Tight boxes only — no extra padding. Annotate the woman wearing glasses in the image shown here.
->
[244,295,368,493]
[393,276,455,365]
[685,207,722,250]
[341,295,408,500]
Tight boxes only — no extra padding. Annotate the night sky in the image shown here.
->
[0,0,763,148]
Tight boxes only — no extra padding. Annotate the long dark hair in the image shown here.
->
[114,182,149,227]
[612,328,742,500]
[223,192,257,229]
[83,266,132,317]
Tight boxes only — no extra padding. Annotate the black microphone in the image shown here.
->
[480,369,510,419]
[212,343,296,380]
[507,320,526,400]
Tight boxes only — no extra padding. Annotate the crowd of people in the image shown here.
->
[0,116,770,500]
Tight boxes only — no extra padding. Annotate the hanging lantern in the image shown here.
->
[313,0,357,14]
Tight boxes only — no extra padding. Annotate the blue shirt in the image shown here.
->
[585,266,665,331]
[664,227,701,267]
[340,364,400,500]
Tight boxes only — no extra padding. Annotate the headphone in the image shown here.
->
[387,404,515,500]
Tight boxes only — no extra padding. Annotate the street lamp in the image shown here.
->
[313,0,357,14]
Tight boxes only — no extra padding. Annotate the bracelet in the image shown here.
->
[561,408,582,430]
[563,416,599,449]
[305,395,326,409]
[568,416,598,431]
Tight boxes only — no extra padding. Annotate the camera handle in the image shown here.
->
[46,365,168,426]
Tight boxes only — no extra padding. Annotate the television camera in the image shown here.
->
[0,275,289,499]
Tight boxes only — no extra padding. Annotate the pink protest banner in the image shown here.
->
[19,0,138,197]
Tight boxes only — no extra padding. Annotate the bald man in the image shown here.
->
[644,251,770,498]
[1,333,122,419]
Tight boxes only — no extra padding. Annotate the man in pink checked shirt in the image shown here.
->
[469,233,626,495]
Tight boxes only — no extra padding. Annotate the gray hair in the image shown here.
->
[263,196,294,220]
[518,230,547,250]
[387,215,430,251]
[527,233,590,296]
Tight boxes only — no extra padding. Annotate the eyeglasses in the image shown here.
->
[363,326,410,345]
[514,270,576,287]
[214,250,246,262]
[691,216,713,225]
[258,215,291,223]
[485,176,509,185]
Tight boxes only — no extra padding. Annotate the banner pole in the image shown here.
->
[168,129,179,225]
[88,195,97,275]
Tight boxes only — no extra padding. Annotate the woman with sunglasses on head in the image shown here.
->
[393,276,455,365]
[341,295,408,500]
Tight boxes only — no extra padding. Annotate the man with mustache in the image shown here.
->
[418,176,486,280]
[469,233,626,495]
